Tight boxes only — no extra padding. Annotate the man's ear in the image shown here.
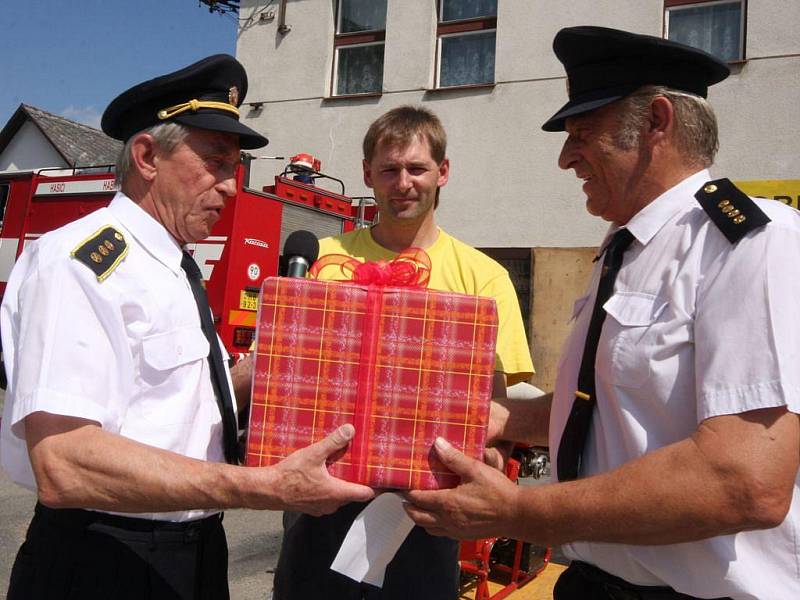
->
[362,158,374,189]
[648,96,675,140]
[130,134,159,182]
[437,158,450,188]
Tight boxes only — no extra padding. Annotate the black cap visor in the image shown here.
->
[542,83,641,132]
[174,111,268,149]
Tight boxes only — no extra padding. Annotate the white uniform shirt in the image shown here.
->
[551,170,800,600]
[0,193,236,522]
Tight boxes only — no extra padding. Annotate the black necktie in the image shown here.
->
[557,228,635,481]
[181,251,239,464]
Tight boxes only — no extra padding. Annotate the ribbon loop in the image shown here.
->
[309,247,431,288]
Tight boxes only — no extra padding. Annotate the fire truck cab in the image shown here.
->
[0,156,376,386]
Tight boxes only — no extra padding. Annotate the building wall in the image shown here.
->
[237,0,800,250]
[0,121,66,172]
[237,1,800,390]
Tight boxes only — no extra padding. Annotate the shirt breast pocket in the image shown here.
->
[138,326,210,424]
[601,292,667,389]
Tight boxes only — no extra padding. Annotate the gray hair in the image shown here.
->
[115,122,190,187]
[614,85,719,168]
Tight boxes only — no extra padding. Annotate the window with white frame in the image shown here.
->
[333,0,387,96]
[436,0,497,88]
[665,0,745,62]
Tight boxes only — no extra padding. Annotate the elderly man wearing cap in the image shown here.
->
[0,54,373,600]
[405,27,800,600]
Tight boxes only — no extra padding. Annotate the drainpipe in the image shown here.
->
[278,0,291,34]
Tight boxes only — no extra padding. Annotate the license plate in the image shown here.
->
[239,290,259,311]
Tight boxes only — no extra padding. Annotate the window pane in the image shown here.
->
[336,44,384,95]
[441,0,497,22]
[339,0,387,33]
[440,31,495,87]
[667,1,742,62]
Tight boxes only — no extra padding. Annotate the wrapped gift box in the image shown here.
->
[245,276,498,489]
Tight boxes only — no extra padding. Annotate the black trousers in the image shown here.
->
[8,503,229,600]
[274,502,460,600]
[554,561,733,600]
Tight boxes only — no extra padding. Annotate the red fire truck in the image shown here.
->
[0,155,375,382]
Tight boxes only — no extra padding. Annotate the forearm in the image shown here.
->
[407,407,797,545]
[512,412,797,546]
[27,413,373,516]
[28,416,276,512]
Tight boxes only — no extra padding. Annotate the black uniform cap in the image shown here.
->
[542,26,730,132]
[101,54,268,149]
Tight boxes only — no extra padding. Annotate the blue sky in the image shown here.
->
[1,0,238,130]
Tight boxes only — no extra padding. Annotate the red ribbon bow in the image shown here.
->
[309,247,431,288]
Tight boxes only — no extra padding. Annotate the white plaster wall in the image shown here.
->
[713,55,800,179]
[747,0,800,57]
[237,0,336,102]
[497,1,662,82]
[0,121,66,172]
[383,1,436,92]
[236,0,800,249]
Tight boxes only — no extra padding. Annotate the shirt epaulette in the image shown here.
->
[694,178,771,243]
[70,226,128,281]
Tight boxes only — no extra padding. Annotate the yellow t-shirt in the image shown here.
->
[316,227,534,385]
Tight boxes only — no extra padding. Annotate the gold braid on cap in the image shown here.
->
[157,99,239,120]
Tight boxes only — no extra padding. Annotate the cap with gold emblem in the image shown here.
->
[542,26,730,132]
[101,54,267,149]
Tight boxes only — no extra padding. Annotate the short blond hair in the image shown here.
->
[362,105,447,164]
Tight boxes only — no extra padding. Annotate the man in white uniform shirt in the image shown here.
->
[404,27,800,600]
[0,54,373,600]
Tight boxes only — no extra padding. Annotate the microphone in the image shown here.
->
[282,230,319,278]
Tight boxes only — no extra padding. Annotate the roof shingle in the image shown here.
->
[0,104,122,168]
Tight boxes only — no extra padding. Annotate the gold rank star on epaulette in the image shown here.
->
[70,226,128,281]
[694,178,771,244]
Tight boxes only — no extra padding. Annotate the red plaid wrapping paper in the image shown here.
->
[245,277,498,489]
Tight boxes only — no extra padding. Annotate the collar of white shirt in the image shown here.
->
[619,169,710,247]
[107,192,184,276]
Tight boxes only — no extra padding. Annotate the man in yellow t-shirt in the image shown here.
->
[273,105,533,600]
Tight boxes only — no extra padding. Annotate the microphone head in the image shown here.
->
[283,230,320,264]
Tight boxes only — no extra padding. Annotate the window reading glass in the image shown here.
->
[665,0,744,62]
[338,0,387,34]
[436,0,497,88]
[440,0,497,22]
[439,31,496,88]
[335,43,385,96]
[333,0,387,96]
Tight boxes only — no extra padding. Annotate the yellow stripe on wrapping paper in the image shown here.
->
[364,290,388,486]
[260,402,488,428]
[407,287,432,489]
[258,299,499,328]
[255,281,283,467]
[463,300,480,453]
[253,351,495,379]
[311,282,333,443]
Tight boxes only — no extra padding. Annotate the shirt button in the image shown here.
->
[177,345,183,356]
